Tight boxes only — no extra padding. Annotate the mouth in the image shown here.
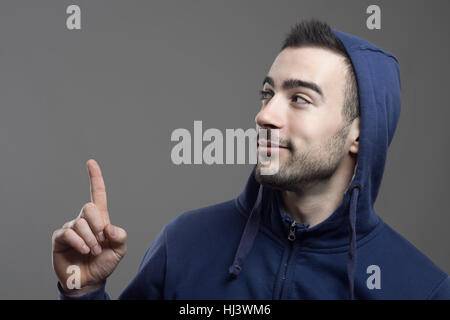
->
[257,140,289,156]
[257,140,288,148]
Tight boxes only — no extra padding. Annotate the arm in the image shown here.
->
[118,226,167,299]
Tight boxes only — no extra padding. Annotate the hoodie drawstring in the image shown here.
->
[229,183,362,301]
[228,185,263,277]
[347,184,361,300]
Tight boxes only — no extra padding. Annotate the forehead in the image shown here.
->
[267,47,347,93]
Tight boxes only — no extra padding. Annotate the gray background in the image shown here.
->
[0,0,448,299]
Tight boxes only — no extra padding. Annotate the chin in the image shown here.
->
[255,163,282,187]
[255,162,303,192]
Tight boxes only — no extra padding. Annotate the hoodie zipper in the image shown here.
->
[275,220,310,299]
[288,221,297,241]
[276,221,297,300]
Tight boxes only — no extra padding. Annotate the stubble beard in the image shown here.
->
[255,123,351,193]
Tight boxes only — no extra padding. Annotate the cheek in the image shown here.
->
[285,112,318,146]
[285,109,342,150]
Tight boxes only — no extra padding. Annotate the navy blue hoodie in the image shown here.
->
[58,29,450,300]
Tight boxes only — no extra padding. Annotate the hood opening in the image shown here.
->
[228,28,401,300]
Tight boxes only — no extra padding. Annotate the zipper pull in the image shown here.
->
[288,221,297,241]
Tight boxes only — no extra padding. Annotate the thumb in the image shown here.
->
[104,224,127,257]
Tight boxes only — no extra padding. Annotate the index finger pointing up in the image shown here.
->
[86,159,110,224]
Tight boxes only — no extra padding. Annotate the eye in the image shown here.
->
[292,95,311,105]
[259,90,273,101]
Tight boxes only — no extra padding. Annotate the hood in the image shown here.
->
[228,29,402,300]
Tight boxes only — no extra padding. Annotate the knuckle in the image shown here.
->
[73,217,87,230]
[61,228,73,240]
[62,221,71,229]
[81,202,95,214]
[93,187,106,194]
[52,228,62,241]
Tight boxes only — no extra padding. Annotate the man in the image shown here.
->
[52,20,450,299]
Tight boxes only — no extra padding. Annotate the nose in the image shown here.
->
[255,97,284,130]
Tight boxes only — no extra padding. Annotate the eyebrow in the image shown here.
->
[262,76,323,98]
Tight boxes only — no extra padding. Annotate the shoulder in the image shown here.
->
[379,221,446,273]
[371,220,449,298]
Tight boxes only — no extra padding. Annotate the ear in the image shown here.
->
[348,117,360,155]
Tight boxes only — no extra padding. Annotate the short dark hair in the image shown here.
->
[281,19,360,123]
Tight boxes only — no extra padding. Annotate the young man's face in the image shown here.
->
[255,46,359,191]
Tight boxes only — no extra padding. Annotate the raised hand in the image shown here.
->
[52,159,127,295]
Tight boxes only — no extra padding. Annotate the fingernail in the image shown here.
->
[92,244,102,255]
[82,245,90,254]
[109,226,116,237]
[98,231,105,242]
